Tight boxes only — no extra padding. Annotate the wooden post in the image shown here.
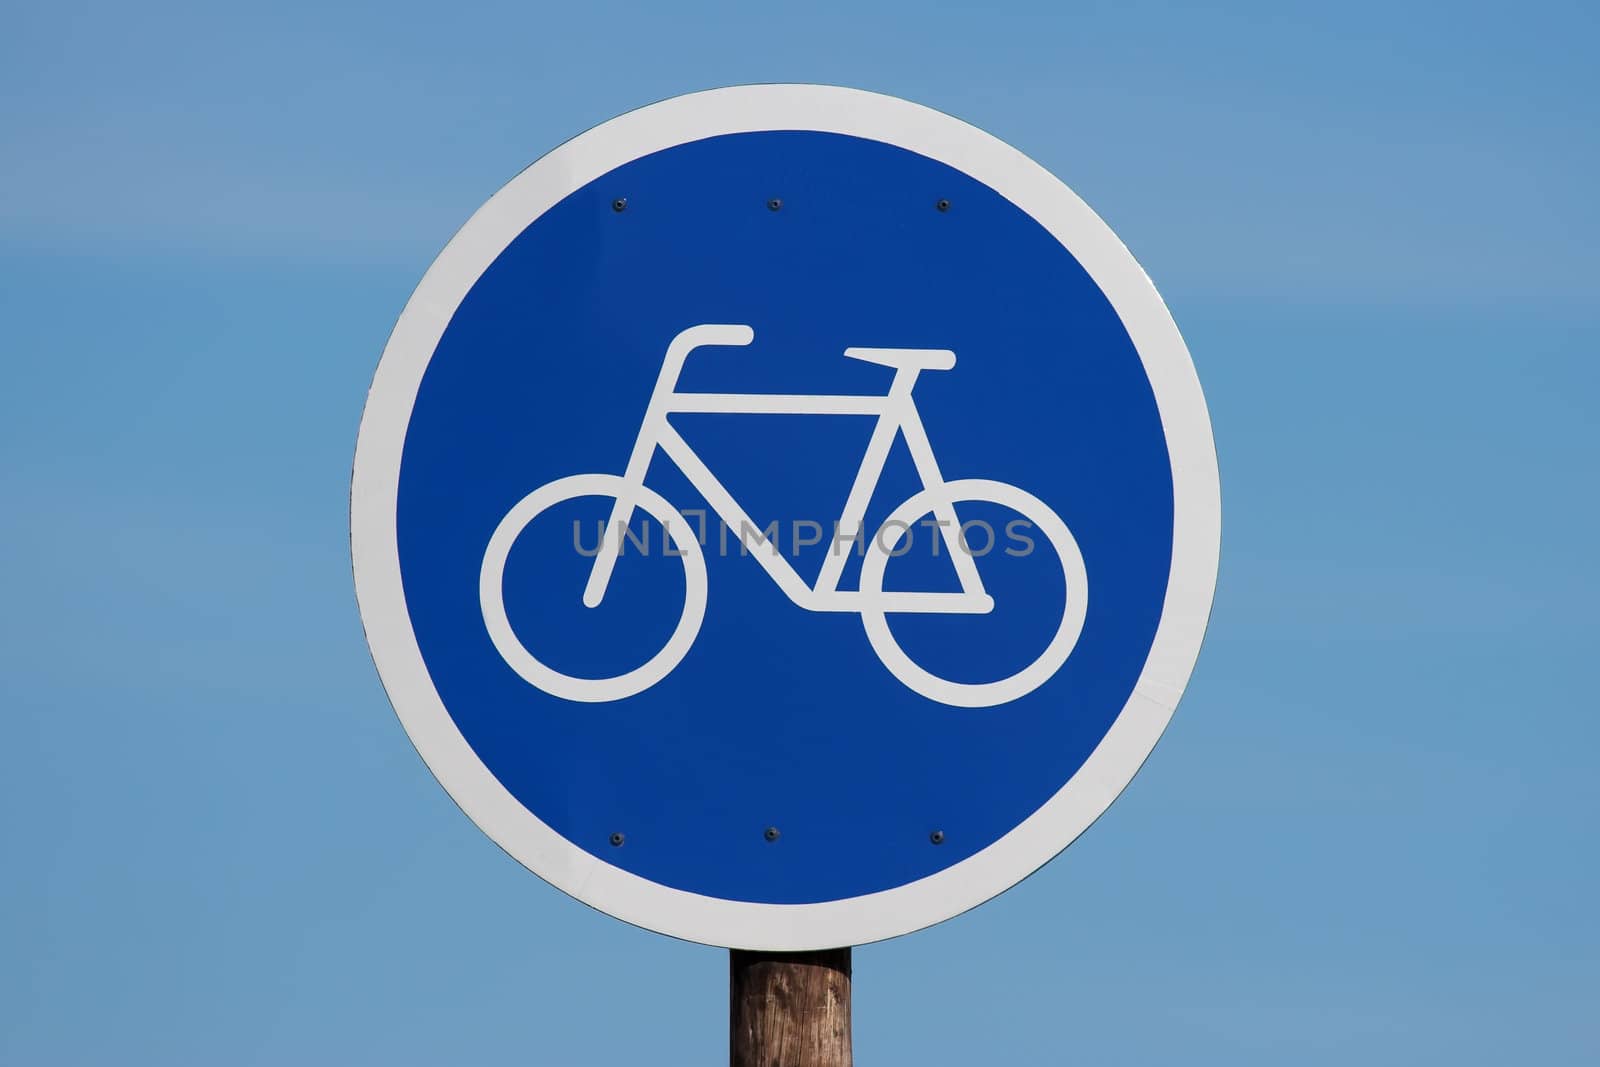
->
[730,948,852,1067]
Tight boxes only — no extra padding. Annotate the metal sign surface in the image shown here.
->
[352,85,1220,949]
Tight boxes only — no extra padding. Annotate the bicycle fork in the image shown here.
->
[583,325,754,607]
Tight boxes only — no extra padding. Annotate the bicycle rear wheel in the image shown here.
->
[858,478,1088,708]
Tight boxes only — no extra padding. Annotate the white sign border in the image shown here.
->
[351,84,1221,950]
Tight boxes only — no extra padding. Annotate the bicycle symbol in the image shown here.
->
[479,324,1089,708]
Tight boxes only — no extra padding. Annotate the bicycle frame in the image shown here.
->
[583,325,993,615]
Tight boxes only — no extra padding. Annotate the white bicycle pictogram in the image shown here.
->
[479,324,1089,708]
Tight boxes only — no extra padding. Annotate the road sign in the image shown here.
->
[352,84,1220,950]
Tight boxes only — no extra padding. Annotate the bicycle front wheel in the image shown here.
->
[479,474,707,703]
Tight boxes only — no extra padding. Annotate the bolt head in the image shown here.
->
[936,199,951,212]
[609,832,625,847]
[611,198,627,212]
[929,830,946,845]
[763,826,781,842]
[767,198,783,211]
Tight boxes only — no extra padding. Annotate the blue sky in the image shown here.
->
[2,1,1597,1064]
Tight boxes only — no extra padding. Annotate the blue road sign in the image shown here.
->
[352,85,1220,949]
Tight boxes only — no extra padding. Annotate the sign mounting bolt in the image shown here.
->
[612,198,627,212]
[763,826,781,842]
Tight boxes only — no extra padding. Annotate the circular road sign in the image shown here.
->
[352,84,1220,950]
